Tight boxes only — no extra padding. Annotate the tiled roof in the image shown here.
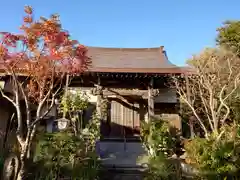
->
[0,46,192,75]
[86,46,187,74]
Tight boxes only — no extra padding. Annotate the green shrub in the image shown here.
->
[32,132,99,180]
[141,119,178,157]
[184,125,240,174]
[144,154,180,180]
[140,119,180,179]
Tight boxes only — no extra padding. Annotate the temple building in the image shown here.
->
[0,46,189,168]
[68,46,188,168]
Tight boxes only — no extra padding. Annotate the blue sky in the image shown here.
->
[1,0,240,66]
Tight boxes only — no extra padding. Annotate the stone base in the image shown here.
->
[99,168,146,180]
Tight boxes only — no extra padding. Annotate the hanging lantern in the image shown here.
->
[55,117,69,130]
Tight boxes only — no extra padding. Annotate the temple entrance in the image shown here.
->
[98,97,146,167]
[100,97,146,140]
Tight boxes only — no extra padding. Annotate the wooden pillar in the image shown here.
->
[148,78,154,121]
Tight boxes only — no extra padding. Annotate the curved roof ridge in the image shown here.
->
[86,45,187,73]
[87,46,163,51]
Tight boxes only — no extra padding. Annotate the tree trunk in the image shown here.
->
[16,126,36,180]
[16,148,27,180]
[2,154,19,180]
[16,162,25,180]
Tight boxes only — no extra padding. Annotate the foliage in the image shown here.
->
[174,22,240,179]
[141,119,178,157]
[0,5,90,179]
[31,107,100,179]
[184,125,240,174]
[140,119,180,179]
[144,155,180,180]
[216,21,240,56]
[33,132,99,180]
[80,112,101,149]
[60,90,89,118]
[216,21,240,123]
[230,96,240,123]
[59,90,90,135]
[175,48,240,138]
[0,5,90,107]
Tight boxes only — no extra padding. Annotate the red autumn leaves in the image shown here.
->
[0,6,91,75]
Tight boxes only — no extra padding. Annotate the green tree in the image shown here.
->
[216,21,240,123]
[216,21,240,56]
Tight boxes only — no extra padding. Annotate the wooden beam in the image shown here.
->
[103,88,147,97]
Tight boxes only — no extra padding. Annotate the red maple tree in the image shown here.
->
[0,6,90,179]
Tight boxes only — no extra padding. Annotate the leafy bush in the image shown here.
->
[60,90,89,118]
[33,132,99,180]
[144,155,180,180]
[140,119,178,157]
[27,90,100,179]
[140,119,180,179]
[59,90,90,136]
[184,125,240,174]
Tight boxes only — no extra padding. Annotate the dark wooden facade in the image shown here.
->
[68,46,189,141]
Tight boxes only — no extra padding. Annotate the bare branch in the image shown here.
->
[174,78,209,138]
[179,48,240,137]
[217,72,240,122]
[197,80,214,131]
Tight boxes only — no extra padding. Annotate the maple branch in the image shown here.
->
[36,65,56,118]
[18,81,31,127]
[0,87,16,106]
[11,69,25,146]
[30,84,62,127]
